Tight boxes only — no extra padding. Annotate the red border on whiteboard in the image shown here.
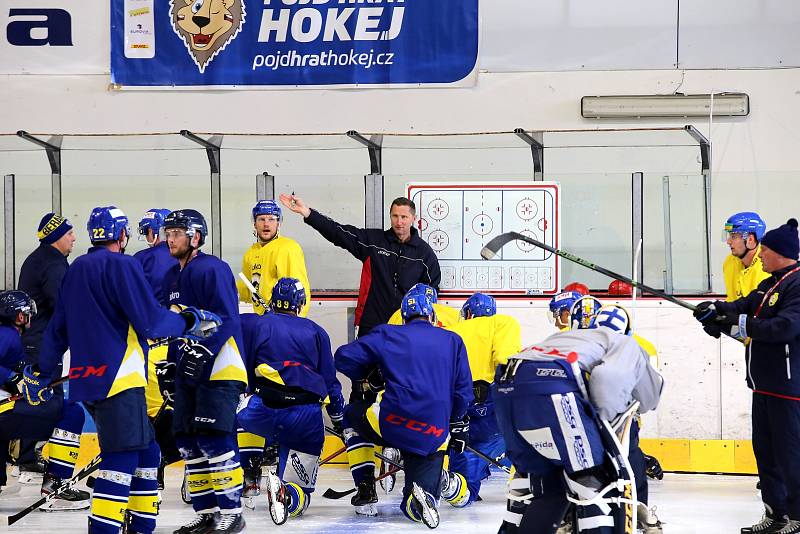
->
[406,182,560,296]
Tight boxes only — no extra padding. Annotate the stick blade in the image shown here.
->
[322,487,355,500]
[481,232,519,260]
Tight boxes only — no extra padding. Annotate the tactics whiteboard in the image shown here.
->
[406,182,560,295]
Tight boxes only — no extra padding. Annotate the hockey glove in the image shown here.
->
[644,454,664,480]
[20,365,53,406]
[702,322,722,339]
[154,360,177,407]
[326,393,346,434]
[693,301,718,323]
[178,340,215,383]
[714,314,747,341]
[180,308,222,340]
[449,417,470,454]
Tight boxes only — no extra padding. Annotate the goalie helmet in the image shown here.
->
[271,277,306,313]
[0,290,37,325]
[408,283,438,303]
[571,296,602,330]
[462,292,496,319]
[401,286,435,322]
[608,280,633,296]
[138,208,171,240]
[724,212,766,241]
[589,304,632,335]
[164,209,208,247]
[87,206,130,244]
[563,282,589,296]
[253,200,282,222]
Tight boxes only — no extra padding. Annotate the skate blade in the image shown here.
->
[379,472,396,494]
[412,483,439,529]
[39,499,91,512]
[265,472,288,526]
[18,473,44,485]
[245,497,256,510]
[354,503,378,516]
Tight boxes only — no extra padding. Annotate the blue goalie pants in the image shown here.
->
[494,359,629,534]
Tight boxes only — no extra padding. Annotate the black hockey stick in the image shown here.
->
[324,426,404,471]
[481,232,698,311]
[464,445,511,474]
[0,375,69,408]
[322,464,402,500]
[4,455,101,526]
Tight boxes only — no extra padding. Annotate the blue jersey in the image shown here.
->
[335,321,473,456]
[134,242,178,305]
[163,252,247,385]
[240,312,342,404]
[0,325,24,384]
[38,247,187,402]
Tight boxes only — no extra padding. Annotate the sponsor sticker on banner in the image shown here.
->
[110,0,479,88]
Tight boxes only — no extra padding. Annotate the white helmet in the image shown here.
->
[589,304,632,335]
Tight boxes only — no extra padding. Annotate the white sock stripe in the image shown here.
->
[90,515,122,527]
[215,486,242,495]
[185,466,211,474]
[48,437,80,447]
[207,451,235,464]
[92,492,129,502]
[129,490,159,496]
[346,444,375,452]
[98,470,133,485]
[183,456,207,466]
[219,507,243,514]
[190,489,215,497]
[349,461,375,471]
[49,458,77,468]
[129,511,158,518]
[208,462,240,472]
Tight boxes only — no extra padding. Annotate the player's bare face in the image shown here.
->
[254,215,279,243]
[166,228,192,259]
[390,205,415,243]
[726,232,747,257]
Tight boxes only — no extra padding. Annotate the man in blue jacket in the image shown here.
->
[335,285,472,528]
[695,218,800,534]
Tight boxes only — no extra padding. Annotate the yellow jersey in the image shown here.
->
[722,246,770,302]
[145,344,168,417]
[237,236,311,317]
[449,314,522,384]
[387,303,461,329]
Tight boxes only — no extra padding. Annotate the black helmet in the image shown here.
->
[164,209,208,247]
[0,290,37,325]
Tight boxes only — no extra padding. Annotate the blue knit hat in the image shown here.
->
[37,213,73,245]
[761,218,799,260]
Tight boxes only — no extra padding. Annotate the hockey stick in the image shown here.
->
[319,445,347,466]
[0,375,69,408]
[464,445,511,475]
[148,321,219,349]
[238,272,270,310]
[3,455,101,526]
[481,232,698,312]
[324,426,404,471]
[322,464,402,500]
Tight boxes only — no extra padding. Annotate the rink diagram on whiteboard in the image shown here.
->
[407,183,560,294]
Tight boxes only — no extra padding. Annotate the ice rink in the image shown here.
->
[0,465,764,533]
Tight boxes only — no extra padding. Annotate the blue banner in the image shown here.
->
[110,0,478,87]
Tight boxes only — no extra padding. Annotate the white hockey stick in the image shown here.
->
[238,272,269,310]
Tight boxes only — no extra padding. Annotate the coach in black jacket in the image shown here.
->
[696,218,800,534]
[280,193,441,336]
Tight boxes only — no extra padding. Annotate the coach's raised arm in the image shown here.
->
[279,193,440,337]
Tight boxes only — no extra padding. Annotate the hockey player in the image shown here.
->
[237,200,311,317]
[20,206,220,534]
[695,218,800,534]
[161,209,249,534]
[723,212,770,302]
[0,289,87,509]
[386,283,460,328]
[335,286,473,528]
[235,277,345,523]
[494,305,664,534]
[548,291,584,331]
[442,292,520,507]
[134,208,181,489]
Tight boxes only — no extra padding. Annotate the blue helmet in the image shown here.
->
[0,290,36,325]
[588,304,632,335]
[401,286,435,322]
[725,212,766,241]
[87,206,130,244]
[164,209,208,247]
[253,200,282,222]
[138,208,171,239]
[271,277,306,313]
[549,291,583,314]
[462,292,496,319]
[571,296,603,330]
[408,283,437,304]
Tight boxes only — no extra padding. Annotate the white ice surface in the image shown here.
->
[0,465,764,533]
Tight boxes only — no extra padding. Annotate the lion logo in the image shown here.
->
[169,0,245,73]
